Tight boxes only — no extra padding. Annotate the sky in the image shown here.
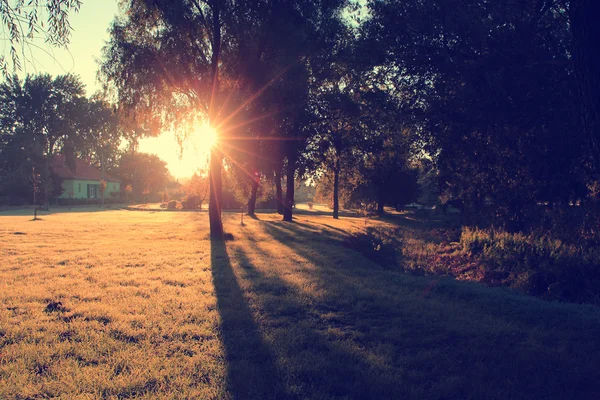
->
[11,1,202,179]
[16,1,119,95]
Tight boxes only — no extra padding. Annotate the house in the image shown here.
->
[52,155,121,199]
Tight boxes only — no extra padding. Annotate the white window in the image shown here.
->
[88,184,98,198]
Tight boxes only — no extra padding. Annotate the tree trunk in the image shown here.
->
[275,168,284,214]
[33,166,38,220]
[283,154,296,222]
[377,185,385,215]
[209,149,224,239]
[247,176,259,217]
[100,150,105,208]
[209,2,223,240]
[571,0,600,175]
[43,141,55,211]
[332,164,340,219]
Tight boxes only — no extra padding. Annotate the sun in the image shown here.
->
[185,122,218,161]
[195,123,218,151]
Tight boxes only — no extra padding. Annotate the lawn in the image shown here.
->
[1,210,600,399]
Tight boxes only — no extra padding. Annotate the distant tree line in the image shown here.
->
[0,73,177,207]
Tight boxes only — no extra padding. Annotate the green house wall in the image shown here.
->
[60,180,121,199]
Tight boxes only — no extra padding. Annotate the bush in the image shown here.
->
[167,200,177,210]
[307,201,314,210]
[181,195,200,210]
[460,227,600,304]
[344,228,399,267]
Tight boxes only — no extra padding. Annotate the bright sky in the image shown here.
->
[138,130,214,179]
[16,1,119,95]
[12,1,202,179]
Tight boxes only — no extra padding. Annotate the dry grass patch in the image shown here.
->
[1,210,599,399]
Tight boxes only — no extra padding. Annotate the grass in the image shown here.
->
[1,210,600,399]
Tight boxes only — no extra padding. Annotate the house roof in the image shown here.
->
[52,155,122,183]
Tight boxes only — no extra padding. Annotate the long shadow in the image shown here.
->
[262,220,347,244]
[210,240,283,399]
[257,220,600,399]
[229,246,397,399]
[259,220,590,326]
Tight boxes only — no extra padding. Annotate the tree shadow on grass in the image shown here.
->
[257,219,600,400]
[210,239,283,399]
[262,219,347,244]
[228,245,398,399]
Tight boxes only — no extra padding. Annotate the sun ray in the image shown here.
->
[216,63,295,131]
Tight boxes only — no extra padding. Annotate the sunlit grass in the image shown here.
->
[1,210,599,399]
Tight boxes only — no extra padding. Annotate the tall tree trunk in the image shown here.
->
[209,2,223,239]
[44,155,50,211]
[332,162,340,219]
[209,149,224,239]
[283,153,296,222]
[377,184,385,215]
[247,176,259,217]
[275,168,284,214]
[100,150,105,208]
[43,140,55,211]
[33,166,38,220]
[571,0,600,176]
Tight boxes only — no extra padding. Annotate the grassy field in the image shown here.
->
[1,209,600,399]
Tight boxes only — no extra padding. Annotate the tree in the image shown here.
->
[73,96,121,207]
[185,172,209,209]
[570,0,600,177]
[0,0,81,78]
[101,0,227,238]
[309,89,364,219]
[101,0,348,231]
[117,152,170,202]
[362,0,585,229]
[25,74,85,209]
[0,73,85,208]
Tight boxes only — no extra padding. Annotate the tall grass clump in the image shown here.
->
[461,227,600,304]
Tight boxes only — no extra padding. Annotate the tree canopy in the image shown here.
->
[0,0,81,77]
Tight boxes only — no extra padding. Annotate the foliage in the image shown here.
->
[361,0,587,227]
[100,0,349,226]
[0,73,128,205]
[223,166,272,209]
[167,200,177,210]
[395,212,600,305]
[184,172,208,207]
[343,227,399,267]
[181,195,200,210]
[0,0,81,77]
[73,97,122,172]
[460,227,600,304]
[116,152,170,202]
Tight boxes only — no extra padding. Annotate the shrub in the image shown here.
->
[167,200,177,210]
[344,228,399,267]
[460,227,600,304]
[307,201,314,210]
[181,195,200,210]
